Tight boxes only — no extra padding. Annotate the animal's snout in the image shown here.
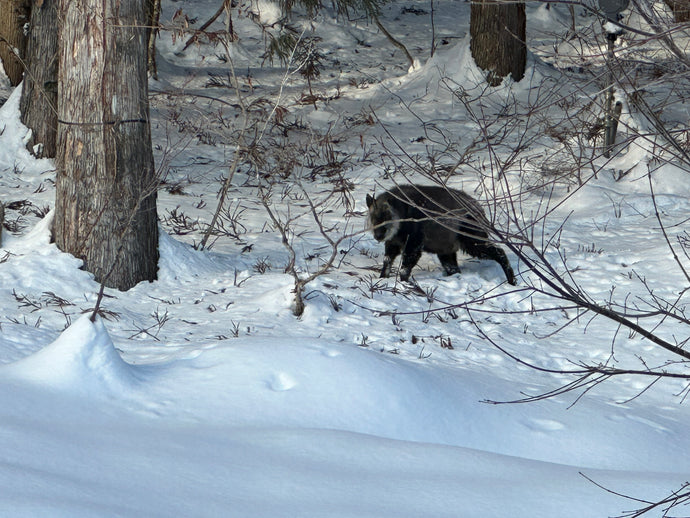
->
[372,226,388,242]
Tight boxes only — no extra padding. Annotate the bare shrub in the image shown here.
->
[371,0,690,410]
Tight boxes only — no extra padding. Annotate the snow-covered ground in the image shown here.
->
[2,1,690,516]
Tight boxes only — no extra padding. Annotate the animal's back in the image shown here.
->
[386,185,481,216]
[385,185,485,235]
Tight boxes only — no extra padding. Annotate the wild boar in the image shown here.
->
[366,185,515,285]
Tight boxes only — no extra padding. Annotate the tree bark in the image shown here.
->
[470,0,526,86]
[146,0,161,79]
[663,0,690,22]
[0,0,30,86]
[55,0,159,291]
[0,201,4,247]
[20,0,58,157]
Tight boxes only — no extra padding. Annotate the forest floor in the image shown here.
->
[1,1,690,516]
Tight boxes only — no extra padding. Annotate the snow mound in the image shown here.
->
[1,209,55,251]
[2,315,138,394]
[254,0,282,25]
[0,85,53,175]
[387,37,486,97]
[157,230,228,282]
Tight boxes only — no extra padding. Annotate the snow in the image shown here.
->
[254,0,283,26]
[2,1,690,516]
[603,21,625,35]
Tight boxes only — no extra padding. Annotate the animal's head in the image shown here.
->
[366,193,399,242]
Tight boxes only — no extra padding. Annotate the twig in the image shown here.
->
[198,33,247,251]
[179,0,232,53]
[374,16,415,68]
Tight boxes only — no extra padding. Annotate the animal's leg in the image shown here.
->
[399,235,423,282]
[462,240,516,285]
[381,241,402,278]
[438,253,460,276]
[493,247,516,285]
[484,246,515,285]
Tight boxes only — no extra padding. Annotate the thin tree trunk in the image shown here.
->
[374,16,414,68]
[179,0,230,54]
[20,0,58,158]
[470,0,526,86]
[146,0,161,79]
[55,0,158,291]
[0,201,4,247]
[0,0,30,86]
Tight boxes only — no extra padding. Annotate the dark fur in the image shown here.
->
[366,185,515,285]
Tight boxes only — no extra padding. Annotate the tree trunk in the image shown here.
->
[0,201,4,247]
[146,0,161,79]
[55,0,159,291]
[20,0,58,157]
[663,0,690,21]
[470,0,526,86]
[0,0,30,86]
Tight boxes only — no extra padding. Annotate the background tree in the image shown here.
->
[20,0,58,158]
[470,0,526,86]
[55,0,158,291]
[663,0,690,21]
[146,0,161,79]
[0,0,30,86]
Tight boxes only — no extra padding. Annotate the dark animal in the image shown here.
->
[366,185,516,285]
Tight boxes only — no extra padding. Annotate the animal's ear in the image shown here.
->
[366,194,374,208]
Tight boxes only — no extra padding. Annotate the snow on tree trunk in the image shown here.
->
[55,0,159,291]
[469,0,526,86]
[0,0,30,86]
[20,0,58,158]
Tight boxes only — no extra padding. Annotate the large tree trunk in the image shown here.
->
[0,0,30,85]
[55,0,159,291]
[20,0,58,157]
[470,0,526,86]
[663,0,690,21]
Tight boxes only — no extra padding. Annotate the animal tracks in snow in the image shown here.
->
[268,372,298,392]
[525,418,566,432]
